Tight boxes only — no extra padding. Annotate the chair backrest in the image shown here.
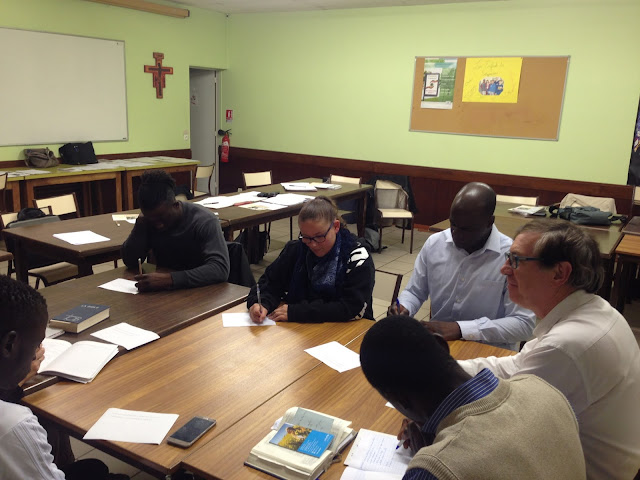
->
[0,207,51,229]
[559,193,617,214]
[196,165,214,179]
[0,173,7,190]
[375,180,408,210]
[330,174,361,185]
[496,194,538,206]
[226,241,256,288]
[243,171,272,189]
[33,193,80,217]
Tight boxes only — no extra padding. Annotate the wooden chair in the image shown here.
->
[373,269,404,308]
[193,164,215,198]
[242,171,283,241]
[1,211,79,288]
[33,193,80,219]
[496,194,538,206]
[330,174,361,225]
[0,173,8,213]
[375,180,414,254]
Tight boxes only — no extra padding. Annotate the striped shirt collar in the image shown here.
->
[422,368,499,438]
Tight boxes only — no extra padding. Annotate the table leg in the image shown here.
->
[13,240,29,284]
[25,183,35,210]
[600,257,614,301]
[124,173,134,210]
[77,262,94,277]
[356,191,367,238]
[114,173,123,212]
[224,227,234,242]
[10,184,21,211]
[612,256,627,312]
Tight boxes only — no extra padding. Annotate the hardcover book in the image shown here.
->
[50,304,110,333]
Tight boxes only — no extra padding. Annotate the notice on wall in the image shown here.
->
[420,58,458,110]
[462,57,523,103]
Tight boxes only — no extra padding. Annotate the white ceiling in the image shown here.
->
[171,0,501,15]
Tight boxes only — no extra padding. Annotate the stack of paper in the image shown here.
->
[342,429,413,480]
[508,205,546,217]
[281,182,317,192]
[264,194,314,207]
[84,408,178,444]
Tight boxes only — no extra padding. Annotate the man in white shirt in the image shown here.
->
[391,182,535,350]
[458,220,640,479]
[0,276,127,480]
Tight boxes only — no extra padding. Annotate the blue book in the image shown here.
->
[50,304,110,333]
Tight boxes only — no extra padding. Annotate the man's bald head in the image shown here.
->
[451,182,496,217]
[449,183,496,254]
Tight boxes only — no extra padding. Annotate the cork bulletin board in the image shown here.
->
[409,56,570,140]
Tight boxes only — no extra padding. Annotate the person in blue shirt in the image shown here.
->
[389,182,534,350]
[359,315,586,480]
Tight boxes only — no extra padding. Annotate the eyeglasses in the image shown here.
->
[298,224,333,244]
[504,252,542,269]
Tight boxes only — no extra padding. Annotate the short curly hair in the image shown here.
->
[0,276,48,336]
[138,169,176,210]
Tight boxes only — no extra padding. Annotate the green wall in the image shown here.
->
[222,0,640,184]
[0,0,227,162]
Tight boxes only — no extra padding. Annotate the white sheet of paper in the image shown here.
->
[91,322,159,350]
[83,408,179,444]
[385,402,395,409]
[263,193,314,207]
[344,429,412,475]
[222,312,276,327]
[98,278,139,295]
[341,467,403,480]
[238,201,286,211]
[195,196,235,209]
[304,341,360,373]
[53,231,110,245]
[281,182,317,191]
[112,214,139,224]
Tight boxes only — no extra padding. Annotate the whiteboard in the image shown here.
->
[0,28,128,146]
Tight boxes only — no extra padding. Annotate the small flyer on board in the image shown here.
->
[269,423,334,458]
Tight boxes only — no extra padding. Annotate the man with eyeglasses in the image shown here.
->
[390,182,535,350]
[458,220,640,480]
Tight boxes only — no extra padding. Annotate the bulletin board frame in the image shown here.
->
[409,56,570,140]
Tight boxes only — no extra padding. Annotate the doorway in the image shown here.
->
[189,68,218,194]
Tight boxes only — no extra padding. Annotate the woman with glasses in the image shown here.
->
[247,196,375,323]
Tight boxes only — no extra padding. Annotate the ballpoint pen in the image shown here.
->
[257,284,262,311]
[138,258,143,275]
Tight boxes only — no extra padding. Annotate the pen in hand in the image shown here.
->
[138,258,143,276]
[257,284,262,311]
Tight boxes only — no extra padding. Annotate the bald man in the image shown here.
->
[390,182,535,350]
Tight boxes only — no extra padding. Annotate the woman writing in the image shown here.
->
[248,196,375,323]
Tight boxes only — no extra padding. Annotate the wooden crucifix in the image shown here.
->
[144,52,173,99]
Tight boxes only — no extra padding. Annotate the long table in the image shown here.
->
[215,178,372,239]
[183,338,516,480]
[23,304,373,477]
[3,210,230,283]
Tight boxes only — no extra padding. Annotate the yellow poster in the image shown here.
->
[462,57,523,103]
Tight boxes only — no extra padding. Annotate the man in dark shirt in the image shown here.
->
[121,170,229,291]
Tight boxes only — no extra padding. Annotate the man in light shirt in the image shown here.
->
[458,220,640,479]
[390,182,535,350]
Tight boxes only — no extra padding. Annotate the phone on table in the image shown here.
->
[167,416,216,448]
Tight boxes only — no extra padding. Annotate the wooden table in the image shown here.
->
[122,159,199,210]
[611,234,640,312]
[22,165,124,215]
[3,210,230,283]
[23,305,373,478]
[183,338,516,480]
[216,178,372,239]
[429,204,623,300]
[25,266,249,394]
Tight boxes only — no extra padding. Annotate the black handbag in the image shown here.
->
[24,148,59,168]
[549,205,626,226]
[59,142,98,165]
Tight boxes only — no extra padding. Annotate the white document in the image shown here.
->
[84,408,179,444]
[38,340,119,383]
[112,214,138,224]
[222,312,276,327]
[195,196,235,209]
[304,341,360,373]
[310,183,342,190]
[264,193,314,207]
[343,429,412,478]
[98,278,139,295]
[385,402,396,409]
[341,467,403,480]
[238,201,286,211]
[281,182,317,192]
[53,231,110,245]
[91,322,159,350]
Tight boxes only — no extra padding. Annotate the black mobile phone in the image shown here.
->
[167,416,216,448]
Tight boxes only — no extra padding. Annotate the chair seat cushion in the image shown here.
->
[378,209,413,218]
[0,250,13,262]
[29,262,78,284]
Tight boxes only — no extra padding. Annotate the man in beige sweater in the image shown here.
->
[360,315,585,480]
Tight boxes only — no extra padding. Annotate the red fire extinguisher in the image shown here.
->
[219,129,231,163]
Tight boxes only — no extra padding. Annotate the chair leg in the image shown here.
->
[410,220,414,254]
[289,217,293,241]
[378,226,383,253]
[401,220,406,244]
[35,277,41,289]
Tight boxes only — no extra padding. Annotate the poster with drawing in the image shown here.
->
[421,58,457,110]
[462,57,523,103]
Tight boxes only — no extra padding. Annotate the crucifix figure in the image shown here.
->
[144,52,174,99]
